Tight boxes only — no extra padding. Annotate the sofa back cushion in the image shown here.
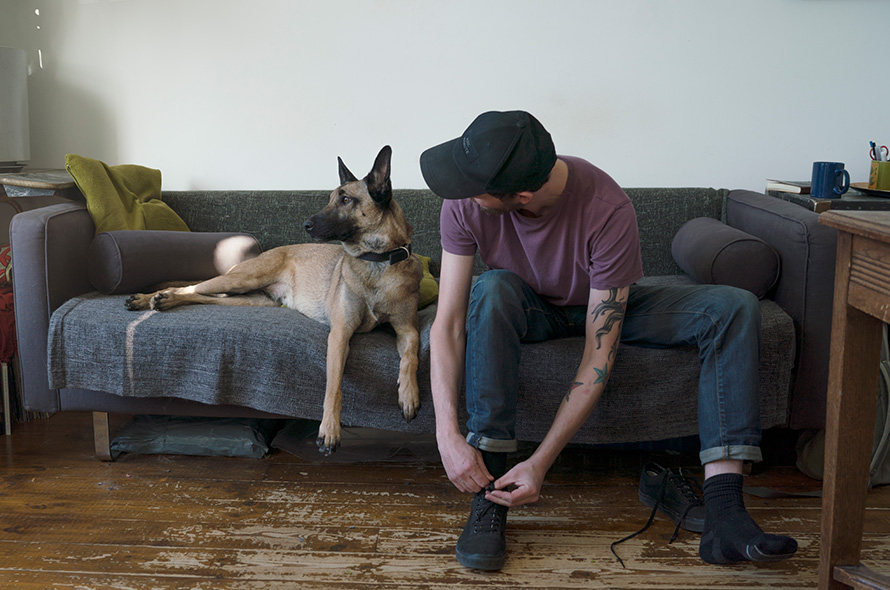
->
[625,188,727,277]
[162,190,449,272]
[162,187,728,278]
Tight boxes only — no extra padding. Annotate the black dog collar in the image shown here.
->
[358,244,413,265]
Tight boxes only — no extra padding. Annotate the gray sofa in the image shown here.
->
[11,188,838,458]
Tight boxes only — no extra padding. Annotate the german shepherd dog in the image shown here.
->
[125,146,423,454]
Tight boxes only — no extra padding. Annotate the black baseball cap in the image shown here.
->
[419,110,557,200]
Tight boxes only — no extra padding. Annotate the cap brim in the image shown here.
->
[420,139,487,200]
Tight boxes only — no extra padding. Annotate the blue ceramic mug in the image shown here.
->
[811,162,850,198]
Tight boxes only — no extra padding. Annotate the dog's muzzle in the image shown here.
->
[303,214,355,242]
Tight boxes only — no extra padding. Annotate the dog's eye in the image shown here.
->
[341,196,352,205]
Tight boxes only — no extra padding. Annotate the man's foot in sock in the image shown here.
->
[699,473,798,564]
[699,509,798,563]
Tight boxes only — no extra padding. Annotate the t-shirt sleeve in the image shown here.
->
[440,200,478,257]
[589,202,644,290]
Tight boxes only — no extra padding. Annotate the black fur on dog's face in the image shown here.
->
[303,145,393,244]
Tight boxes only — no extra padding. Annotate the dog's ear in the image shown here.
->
[365,145,392,206]
[338,157,358,185]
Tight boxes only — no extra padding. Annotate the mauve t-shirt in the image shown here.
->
[440,156,643,306]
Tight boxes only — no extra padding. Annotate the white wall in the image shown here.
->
[1,0,887,192]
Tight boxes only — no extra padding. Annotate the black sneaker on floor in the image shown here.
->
[455,484,508,571]
[638,461,705,533]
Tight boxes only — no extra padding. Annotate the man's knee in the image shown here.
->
[702,286,761,338]
[720,286,760,320]
[471,270,525,305]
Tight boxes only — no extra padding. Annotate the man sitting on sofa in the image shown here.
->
[419,110,798,570]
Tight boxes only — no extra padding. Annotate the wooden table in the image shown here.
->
[818,210,890,590]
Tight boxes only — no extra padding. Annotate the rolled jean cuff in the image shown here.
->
[699,444,763,465]
[466,432,518,453]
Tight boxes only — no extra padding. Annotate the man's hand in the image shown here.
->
[485,459,546,507]
[438,432,493,493]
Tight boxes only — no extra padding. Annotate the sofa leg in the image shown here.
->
[92,412,113,461]
[2,362,11,436]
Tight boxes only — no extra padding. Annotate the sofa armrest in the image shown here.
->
[725,190,837,429]
[11,202,96,413]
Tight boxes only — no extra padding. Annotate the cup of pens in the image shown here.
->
[870,141,890,191]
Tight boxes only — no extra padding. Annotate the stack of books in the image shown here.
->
[766,179,810,194]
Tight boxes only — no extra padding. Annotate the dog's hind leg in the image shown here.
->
[390,312,421,423]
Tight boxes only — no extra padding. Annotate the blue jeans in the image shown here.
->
[464,269,763,465]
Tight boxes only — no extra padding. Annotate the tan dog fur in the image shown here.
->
[125,146,422,454]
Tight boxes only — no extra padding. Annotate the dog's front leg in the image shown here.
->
[317,324,353,455]
[390,313,421,423]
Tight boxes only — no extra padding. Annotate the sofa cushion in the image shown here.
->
[47,281,794,444]
[671,217,780,298]
[88,230,262,295]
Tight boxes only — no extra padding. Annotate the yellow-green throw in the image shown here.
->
[65,154,189,234]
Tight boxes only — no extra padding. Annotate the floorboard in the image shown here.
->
[1,412,888,589]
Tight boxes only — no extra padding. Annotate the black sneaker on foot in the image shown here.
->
[638,462,705,533]
[455,484,508,571]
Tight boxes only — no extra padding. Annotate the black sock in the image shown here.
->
[481,451,507,481]
[699,473,798,564]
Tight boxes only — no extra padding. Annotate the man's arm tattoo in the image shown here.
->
[591,288,626,350]
[565,290,624,403]
[565,381,584,403]
[594,363,609,385]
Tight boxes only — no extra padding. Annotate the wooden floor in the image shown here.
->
[1,413,889,589]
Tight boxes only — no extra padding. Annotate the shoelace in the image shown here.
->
[668,468,703,542]
[610,468,703,568]
[472,485,507,534]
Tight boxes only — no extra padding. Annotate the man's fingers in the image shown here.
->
[486,482,537,507]
[486,488,517,507]
[452,468,491,493]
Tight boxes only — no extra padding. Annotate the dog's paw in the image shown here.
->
[399,381,421,423]
[316,415,341,455]
[400,397,420,423]
[149,292,173,311]
[125,294,151,311]
[315,433,341,456]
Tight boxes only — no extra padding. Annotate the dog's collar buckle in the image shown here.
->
[358,244,412,265]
